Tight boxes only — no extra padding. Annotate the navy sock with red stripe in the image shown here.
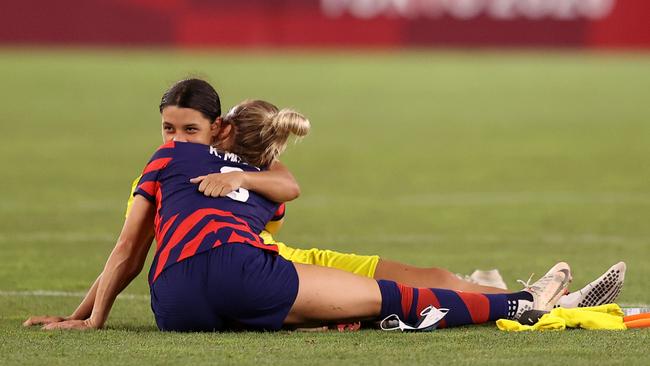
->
[377,280,533,328]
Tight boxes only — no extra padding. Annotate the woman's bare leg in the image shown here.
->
[374,259,508,294]
[284,261,571,329]
[284,263,382,325]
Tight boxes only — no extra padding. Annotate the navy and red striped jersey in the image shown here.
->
[134,141,280,283]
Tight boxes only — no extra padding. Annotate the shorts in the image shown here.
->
[259,231,380,278]
[150,243,299,332]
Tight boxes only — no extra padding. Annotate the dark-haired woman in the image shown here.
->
[25,97,572,331]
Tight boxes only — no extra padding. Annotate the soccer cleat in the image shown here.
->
[556,261,626,308]
[514,262,572,321]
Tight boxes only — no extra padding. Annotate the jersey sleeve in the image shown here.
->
[263,203,286,235]
[124,175,142,219]
[133,141,176,203]
[270,203,286,222]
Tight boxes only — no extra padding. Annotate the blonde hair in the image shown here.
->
[222,100,310,167]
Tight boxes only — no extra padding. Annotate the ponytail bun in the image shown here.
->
[223,100,310,168]
[269,108,311,138]
[259,108,310,166]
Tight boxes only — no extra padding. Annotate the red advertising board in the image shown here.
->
[1,0,648,48]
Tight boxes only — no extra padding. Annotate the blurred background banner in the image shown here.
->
[2,0,649,48]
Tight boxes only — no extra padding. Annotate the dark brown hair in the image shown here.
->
[159,79,221,122]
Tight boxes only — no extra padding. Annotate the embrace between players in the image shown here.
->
[24,79,625,332]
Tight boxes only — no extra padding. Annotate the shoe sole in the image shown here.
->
[577,263,625,307]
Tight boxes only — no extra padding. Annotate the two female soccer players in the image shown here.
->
[24,79,578,331]
[25,78,625,331]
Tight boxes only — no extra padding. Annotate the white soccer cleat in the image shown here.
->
[557,261,626,308]
[514,262,572,322]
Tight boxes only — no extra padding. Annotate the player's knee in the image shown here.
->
[425,267,457,288]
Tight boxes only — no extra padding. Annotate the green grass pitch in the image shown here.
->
[1,49,649,365]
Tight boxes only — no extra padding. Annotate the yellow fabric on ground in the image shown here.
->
[497,315,566,331]
[497,304,626,331]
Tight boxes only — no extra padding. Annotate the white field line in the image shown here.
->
[1,192,648,216]
[395,192,650,206]
[0,232,115,243]
[1,290,647,309]
[297,192,650,207]
[2,193,648,214]
[619,303,650,308]
[0,199,124,214]
[0,290,148,301]
[288,233,647,246]
[2,232,647,247]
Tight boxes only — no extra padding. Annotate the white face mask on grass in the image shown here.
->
[380,305,449,332]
